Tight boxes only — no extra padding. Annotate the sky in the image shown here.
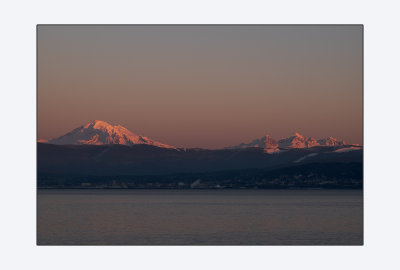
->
[38,25,362,149]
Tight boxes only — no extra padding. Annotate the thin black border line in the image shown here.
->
[362,24,364,246]
[36,24,364,246]
[36,25,38,246]
[37,24,363,26]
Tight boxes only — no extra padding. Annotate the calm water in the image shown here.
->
[37,189,363,245]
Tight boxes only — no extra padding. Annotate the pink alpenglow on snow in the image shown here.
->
[42,121,354,152]
[227,132,350,151]
[47,120,176,149]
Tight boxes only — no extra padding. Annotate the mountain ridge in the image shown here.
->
[227,132,358,151]
[39,120,361,150]
[37,142,363,176]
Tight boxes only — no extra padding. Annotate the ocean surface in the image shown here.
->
[37,189,363,245]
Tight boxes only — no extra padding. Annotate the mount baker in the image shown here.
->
[43,120,175,149]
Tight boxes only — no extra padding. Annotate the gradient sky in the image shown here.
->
[38,25,362,149]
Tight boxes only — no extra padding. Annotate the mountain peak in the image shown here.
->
[84,120,113,129]
[48,120,175,149]
[293,132,304,138]
[317,136,346,146]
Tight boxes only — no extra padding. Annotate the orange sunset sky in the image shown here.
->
[38,25,362,149]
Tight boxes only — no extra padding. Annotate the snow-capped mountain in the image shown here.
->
[317,136,346,147]
[228,132,349,151]
[46,120,175,149]
[277,132,308,149]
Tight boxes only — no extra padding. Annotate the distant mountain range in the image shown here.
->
[39,120,361,151]
[227,133,360,153]
[37,120,362,188]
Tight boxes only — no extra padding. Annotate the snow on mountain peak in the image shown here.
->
[84,120,113,129]
[48,120,175,149]
[294,132,304,138]
[278,133,307,149]
[228,132,351,151]
[317,136,346,146]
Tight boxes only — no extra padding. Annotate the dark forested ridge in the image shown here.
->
[38,162,362,189]
[38,143,363,189]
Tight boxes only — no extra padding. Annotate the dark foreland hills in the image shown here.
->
[37,120,363,189]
